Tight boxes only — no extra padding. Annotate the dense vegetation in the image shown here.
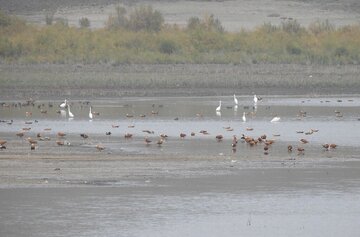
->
[0,6,360,65]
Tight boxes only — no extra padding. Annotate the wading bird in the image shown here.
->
[242,112,246,122]
[233,94,238,105]
[89,106,93,119]
[270,116,280,123]
[216,100,222,112]
[68,104,74,118]
[60,99,67,108]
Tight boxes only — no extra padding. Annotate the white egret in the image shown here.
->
[89,106,93,119]
[242,112,246,122]
[216,100,222,112]
[253,95,258,104]
[271,116,280,123]
[60,99,67,108]
[68,104,74,118]
[233,94,238,105]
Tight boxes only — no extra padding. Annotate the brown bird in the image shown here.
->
[144,137,152,145]
[160,134,168,139]
[216,135,223,141]
[96,144,105,151]
[300,139,309,144]
[264,146,269,151]
[142,130,154,134]
[30,143,36,150]
[191,132,196,136]
[330,144,337,149]
[297,147,305,154]
[322,143,330,150]
[112,125,119,128]
[157,138,164,146]
[124,133,133,139]
[16,132,25,138]
[180,133,186,139]
[56,140,64,146]
[57,132,66,137]
[288,145,293,152]
[27,137,37,144]
[0,140,7,145]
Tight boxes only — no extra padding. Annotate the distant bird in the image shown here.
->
[30,143,36,150]
[0,144,6,150]
[233,94,238,105]
[242,112,246,122]
[80,133,89,139]
[288,145,293,152]
[60,99,68,108]
[300,139,309,144]
[57,132,66,137]
[330,143,337,149]
[0,140,7,146]
[68,104,74,118]
[157,138,164,146]
[89,106,93,119]
[27,137,37,144]
[270,116,281,123]
[180,133,186,139]
[124,133,133,139]
[253,94,258,103]
[144,137,152,145]
[216,135,223,141]
[322,143,330,150]
[216,100,222,112]
[96,144,105,151]
[56,140,70,146]
[142,130,154,134]
[106,132,111,135]
[297,147,305,154]
[16,132,25,138]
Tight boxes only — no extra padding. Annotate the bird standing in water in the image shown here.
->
[233,94,238,105]
[216,100,222,112]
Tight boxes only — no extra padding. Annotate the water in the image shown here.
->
[1,95,360,237]
[1,95,359,156]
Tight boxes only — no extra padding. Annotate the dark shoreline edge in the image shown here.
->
[1,63,360,99]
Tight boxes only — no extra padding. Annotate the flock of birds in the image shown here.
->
[0,95,340,157]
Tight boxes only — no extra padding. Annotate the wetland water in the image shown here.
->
[1,95,360,237]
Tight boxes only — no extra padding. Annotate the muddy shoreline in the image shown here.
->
[1,63,360,99]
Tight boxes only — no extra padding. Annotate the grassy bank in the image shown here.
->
[0,9,360,65]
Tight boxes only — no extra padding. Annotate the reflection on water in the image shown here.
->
[0,95,360,156]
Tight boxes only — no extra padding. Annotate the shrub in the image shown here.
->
[159,40,177,54]
[79,17,90,28]
[281,19,303,34]
[309,19,335,35]
[187,14,224,33]
[107,6,127,29]
[45,13,54,25]
[127,5,164,32]
[0,10,11,27]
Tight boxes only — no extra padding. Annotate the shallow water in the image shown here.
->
[1,95,360,237]
[1,95,359,157]
[1,169,360,237]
